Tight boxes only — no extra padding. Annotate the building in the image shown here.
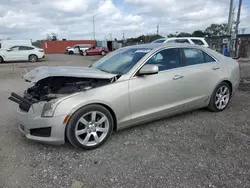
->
[206,34,250,58]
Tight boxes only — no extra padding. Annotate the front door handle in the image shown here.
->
[212,66,220,70]
[173,75,184,80]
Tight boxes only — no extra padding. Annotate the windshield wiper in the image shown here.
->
[99,68,110,73]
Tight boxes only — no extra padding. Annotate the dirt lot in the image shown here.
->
[0,54,250,188]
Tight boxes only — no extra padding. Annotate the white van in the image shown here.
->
[0,39,32,49]
[151,37,209,47]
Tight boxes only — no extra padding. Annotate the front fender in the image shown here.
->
[54,80,130,125]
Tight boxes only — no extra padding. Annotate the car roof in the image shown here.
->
[124,42,206,50]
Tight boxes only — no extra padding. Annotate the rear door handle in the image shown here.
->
[212,66,220,70]
[173,75,184,80]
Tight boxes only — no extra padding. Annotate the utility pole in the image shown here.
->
[157,24,159,35]
[122,31,125,42]
[92,13,101,40]
[93,16,95,40]
[241,28,246,34]
[235,0,242,58]
[227,0,234,35]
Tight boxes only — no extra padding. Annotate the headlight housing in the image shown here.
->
[41,101,57,117]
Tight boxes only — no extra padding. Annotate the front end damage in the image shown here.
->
[9,76,115,113]
[8,66,119,145]
[9,66,119,113]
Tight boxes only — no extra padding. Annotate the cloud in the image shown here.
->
[0,0,249,40]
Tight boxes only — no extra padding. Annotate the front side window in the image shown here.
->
[10,46,19,51]
[91,48,152,75]
[191,39,204,45]
[175,39,190,44]
[166,40,176,43]
[145,48,180,71]
[73,45,79,49]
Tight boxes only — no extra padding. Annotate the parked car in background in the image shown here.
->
[0,45,45,63]
[151,37,209,47]
[66,44,92,55]
[82,46,109,56]
[9,43,240,149]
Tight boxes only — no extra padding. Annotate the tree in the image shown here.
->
[45,33,58,41]
[204,23,228,36]
[167,33,177,38]
[177,32,192,37]
[192,30,206,37]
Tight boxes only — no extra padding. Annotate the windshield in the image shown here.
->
[91,47,152,75]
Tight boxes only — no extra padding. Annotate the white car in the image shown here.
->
[0,45,45,63]
[66,44,92,55]
[151,37,209,47]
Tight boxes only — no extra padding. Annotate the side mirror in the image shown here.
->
[138,64,159,76]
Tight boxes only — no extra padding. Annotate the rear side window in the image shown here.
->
[175,39,190,44]
[204,52,216,62]
[19,46,34,50]
[182,48,204,66]
[191,39,204,45]
[182,48,216,66]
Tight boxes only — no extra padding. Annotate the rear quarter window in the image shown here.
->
[191,39,205,45]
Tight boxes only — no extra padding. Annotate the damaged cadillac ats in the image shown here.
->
[9,43,240,150]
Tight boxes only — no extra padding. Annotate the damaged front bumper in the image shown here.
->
[10,92,67,145]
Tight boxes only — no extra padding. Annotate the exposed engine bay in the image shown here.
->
[24,76,114,102]
[8,76,118,112]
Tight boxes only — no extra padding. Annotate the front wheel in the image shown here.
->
[0,56,3,64]
[66,104,114,150]
[207,82,231,112]
[101,51,106,56]
[29,55,38,62]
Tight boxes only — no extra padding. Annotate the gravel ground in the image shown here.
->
[0,54,249,188]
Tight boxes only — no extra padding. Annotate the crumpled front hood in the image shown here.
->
[23,66,117,83]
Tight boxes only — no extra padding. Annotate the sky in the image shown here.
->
[0,0,249,41]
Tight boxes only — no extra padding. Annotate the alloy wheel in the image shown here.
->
[215,85,230,110]
[75,111,109,147]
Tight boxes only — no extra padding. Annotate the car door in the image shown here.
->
[176,47,220,109]
[19,46,34,60]
[128,48,189,123]
[5,46,21,61]
[73,45,79,54]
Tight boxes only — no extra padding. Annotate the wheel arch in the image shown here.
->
[29,54,38,58]
[66,102,118,131]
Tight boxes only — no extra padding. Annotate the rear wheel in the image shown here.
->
[207,82,231,112]
[66,104,114,150]
[29,55,38,62]
[83,51,87,56]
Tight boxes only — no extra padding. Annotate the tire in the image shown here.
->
[66,104,114,150]
[207,82,231,112]
[101,51,106,56]
[79,50,83,56]
[82,51,87,56]
[68,51,74,55]
[0,56,3,64]
[29,54,38,62]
